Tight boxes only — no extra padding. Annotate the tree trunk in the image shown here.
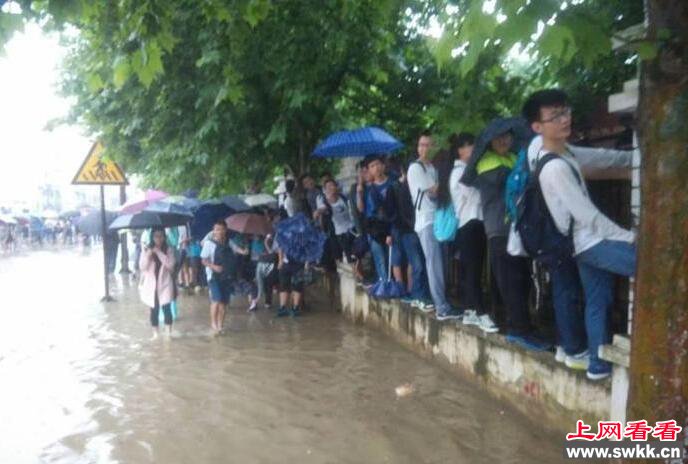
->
[298,128,306,176]
[627,1,688,461]
[119,184,131,273]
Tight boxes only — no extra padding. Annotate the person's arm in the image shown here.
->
[277,249,285,269]
[449,168,465,217]
[139,248,154,271]
[356,182,366,214]
[200,242,222,273]
[407,163,436,202]
[540,160,635,243]
[155,247,176,271]
[314,195,326,220]
[567,144,634,180]
[229,240,249,255]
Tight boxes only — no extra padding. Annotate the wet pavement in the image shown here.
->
[0,248,567,463]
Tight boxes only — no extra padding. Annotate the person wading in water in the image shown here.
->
[139,227,177,339]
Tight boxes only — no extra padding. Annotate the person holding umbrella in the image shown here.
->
[464,118,550,350]
[138,227,177,339]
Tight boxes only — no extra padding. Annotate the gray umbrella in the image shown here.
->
[77,211,117,235]
[460,117,533,186]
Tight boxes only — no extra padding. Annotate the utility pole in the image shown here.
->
[119,184,130,274]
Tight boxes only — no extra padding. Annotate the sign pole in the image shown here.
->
[100,185,113,302]
[72,141,127,303]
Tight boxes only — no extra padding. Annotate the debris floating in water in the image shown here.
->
[395,383,415,398]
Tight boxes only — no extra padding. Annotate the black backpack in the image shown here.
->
[515,153,581,269]
[212,240,239,281]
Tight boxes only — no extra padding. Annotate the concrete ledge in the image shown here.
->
[337,262,611,432]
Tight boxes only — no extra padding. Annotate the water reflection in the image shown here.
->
[0,250,565,463]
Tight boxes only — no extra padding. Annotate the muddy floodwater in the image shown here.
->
[0,249,567,463]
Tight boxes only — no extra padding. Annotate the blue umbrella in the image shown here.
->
[190,200,233,239]
[144,199,195,216]
[312,126,403,158]
[275,213,326,263]
[182,189,199,198]
[368,245,406,299]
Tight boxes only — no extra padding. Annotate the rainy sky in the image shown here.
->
[0,23,95,209]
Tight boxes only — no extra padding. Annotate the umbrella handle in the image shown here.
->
[387,244,393,282]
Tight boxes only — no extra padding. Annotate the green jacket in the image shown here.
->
[475,150,517,238]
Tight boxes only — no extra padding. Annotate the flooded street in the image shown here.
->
[0,249,566,463]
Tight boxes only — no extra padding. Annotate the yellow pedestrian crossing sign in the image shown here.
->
[72,142,128,185]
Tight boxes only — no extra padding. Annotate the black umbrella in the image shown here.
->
[77,210,117,235]
[109,211,192,231]
[190,201,234,238]
[460,117,533,186]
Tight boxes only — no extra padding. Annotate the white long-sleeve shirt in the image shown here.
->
[528,135,633,178]
[407,160,438,233]
[449,160,483,227]
[532,140,635,255]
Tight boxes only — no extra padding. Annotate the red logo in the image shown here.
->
[566,420,682,442]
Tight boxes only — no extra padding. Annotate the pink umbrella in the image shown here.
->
[145,189,169,201]
[120,189,169,214]
[225,213,273,236]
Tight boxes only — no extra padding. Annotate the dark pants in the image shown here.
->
[337,232,354,262]
[549,257,587,355]
[488,236,532,335]
[150,303,172,327]
[457,220,486,314]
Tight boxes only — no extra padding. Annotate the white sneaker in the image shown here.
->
[462,310,480,326]
[565,350,589,371]
[555,346,566,363]
[413,300,435,313]
[477,314,499,333]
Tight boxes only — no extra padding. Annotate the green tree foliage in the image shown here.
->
[0,0,642,195]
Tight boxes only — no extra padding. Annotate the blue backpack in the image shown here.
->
[505,148,529,223]
[433,205,458,242]
[514,153,581,269]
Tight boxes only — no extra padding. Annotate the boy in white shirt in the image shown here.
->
[523,89,637,380]
[448,133,497,333]
[407,132,462,321]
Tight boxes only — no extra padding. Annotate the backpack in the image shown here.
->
[505,148,529,223]
[392,181,415,232]
[212,240,239,281]
[515,153,581,269]
[411,160,429,213]
[433,205,458,242]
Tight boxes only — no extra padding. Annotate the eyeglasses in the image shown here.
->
[540,107,572,124]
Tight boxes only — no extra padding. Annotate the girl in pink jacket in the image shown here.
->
[139,228,177,339]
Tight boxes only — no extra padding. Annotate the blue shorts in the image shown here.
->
[208,279,232,303]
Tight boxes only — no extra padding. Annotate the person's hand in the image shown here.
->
[385,235,393,246]
[429,184,439,196]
